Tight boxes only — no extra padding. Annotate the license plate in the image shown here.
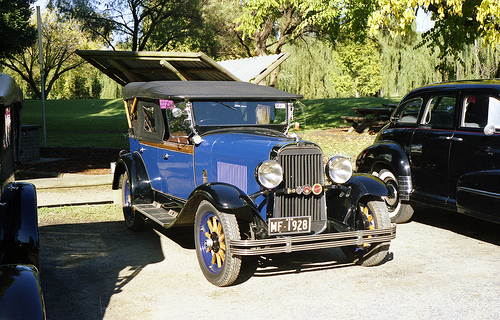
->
[268,216,311,235]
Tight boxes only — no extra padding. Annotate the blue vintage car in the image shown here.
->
[0,73,45,319]
[111,80,396,286]
[356,80,500,224]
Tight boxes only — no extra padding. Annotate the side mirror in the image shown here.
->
[172,107,183,118]
[484,124,497,136]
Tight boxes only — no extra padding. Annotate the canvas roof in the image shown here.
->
[122,81,302,101]
[0,73,23,106]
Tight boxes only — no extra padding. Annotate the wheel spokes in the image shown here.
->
[203,214,226,269]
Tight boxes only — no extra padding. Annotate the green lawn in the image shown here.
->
[23,99,129,148]
[22,96,401,148]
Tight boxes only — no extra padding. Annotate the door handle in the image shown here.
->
[438,136,463,142]
[438,136,452,140]
[139,147,146,153]
[162,153,170,160]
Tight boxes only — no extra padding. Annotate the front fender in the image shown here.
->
[175,183,262,227]
[112,151,153,205]
[355,140,411,178]
[326,173,388,229]
[0,265,45,320]
[0,182,39,269]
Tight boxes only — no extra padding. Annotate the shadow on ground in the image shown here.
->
[410,206,500,246]
[39,221,164,320]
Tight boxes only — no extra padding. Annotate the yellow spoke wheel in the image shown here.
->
[195,201,242,286]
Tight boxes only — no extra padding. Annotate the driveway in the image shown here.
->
[38,205,500,320]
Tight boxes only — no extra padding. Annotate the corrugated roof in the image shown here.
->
[76,50,241,86]
[217,53,290,83]
[76,50,291,86]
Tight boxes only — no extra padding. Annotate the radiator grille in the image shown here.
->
[274,145,326,222]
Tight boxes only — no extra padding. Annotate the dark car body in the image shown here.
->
[356,79,500,224]
[112,80,396,286]
[0,73,44,319]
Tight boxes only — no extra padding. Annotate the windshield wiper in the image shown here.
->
[216,101,236,111]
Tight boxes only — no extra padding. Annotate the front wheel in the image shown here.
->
[121,172,145,231]
[194,201,242,287]
[376,169,414,223]
[342,200,391,266]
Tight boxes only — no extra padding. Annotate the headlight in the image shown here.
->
[326,156,352,184]
[255,160,283,189]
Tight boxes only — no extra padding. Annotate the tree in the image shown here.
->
[332,38,382,97]
[0,0,37,59]
[0,9,101,99]
[369,0,500,76]
[49,0,204,51]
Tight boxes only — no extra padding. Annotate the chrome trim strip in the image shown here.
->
[458,187,500,200]
[230,225,396,256]
[397,175,413,201]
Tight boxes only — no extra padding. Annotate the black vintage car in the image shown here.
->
[356,80,500,224]
[0,73,44,319]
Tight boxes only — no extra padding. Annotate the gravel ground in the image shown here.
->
[38,205,500,320]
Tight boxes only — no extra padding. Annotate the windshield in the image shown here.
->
[192,101,289,127]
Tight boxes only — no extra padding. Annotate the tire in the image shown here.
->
[342,200,391,266]
[121,172,145,231]
[194,200,242,287]
[377,169,414,223]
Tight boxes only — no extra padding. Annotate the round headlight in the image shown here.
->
[255,160,283,189]
[326,156,352,184]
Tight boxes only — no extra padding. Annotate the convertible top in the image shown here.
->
[122,81,303,101]
[0,73,23,106]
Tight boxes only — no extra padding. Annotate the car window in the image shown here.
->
[487,96,500,129]
[163,100,192,138]
[421,95,456,128]
[394,98,422,124]
[193,101,288,126]
[460,94,493,128]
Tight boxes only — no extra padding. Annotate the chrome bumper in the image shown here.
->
[230,225,396,256]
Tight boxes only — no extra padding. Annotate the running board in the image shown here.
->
[132,203,179,228]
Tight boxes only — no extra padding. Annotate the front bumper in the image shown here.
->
[230,225,396,256]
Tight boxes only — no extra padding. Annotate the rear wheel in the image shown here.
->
[194,201,242,287]
[377,169,414,223]
[342,200,391,266]
[121,172,145,231]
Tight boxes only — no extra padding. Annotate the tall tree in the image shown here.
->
[0,0,37,58]
[0,9,101,99]
[369,0,500,76]
[49,0,204,51]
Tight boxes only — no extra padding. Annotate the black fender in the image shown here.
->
[175,182,263,227]
[326,173,389,230]
[0,182,39,269]
[0,265,45,320]
[355,140,411,178]
[112,151,153,205]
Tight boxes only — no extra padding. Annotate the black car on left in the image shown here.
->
[0,73,45,319]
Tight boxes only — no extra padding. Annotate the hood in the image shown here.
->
[195,132,296,195]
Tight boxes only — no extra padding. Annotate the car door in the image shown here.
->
[410,93,457,207]
[157,100,196,200]
[449,92,500,218]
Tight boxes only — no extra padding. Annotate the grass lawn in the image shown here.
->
[23,99,129,148]
[22,96,401,148]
